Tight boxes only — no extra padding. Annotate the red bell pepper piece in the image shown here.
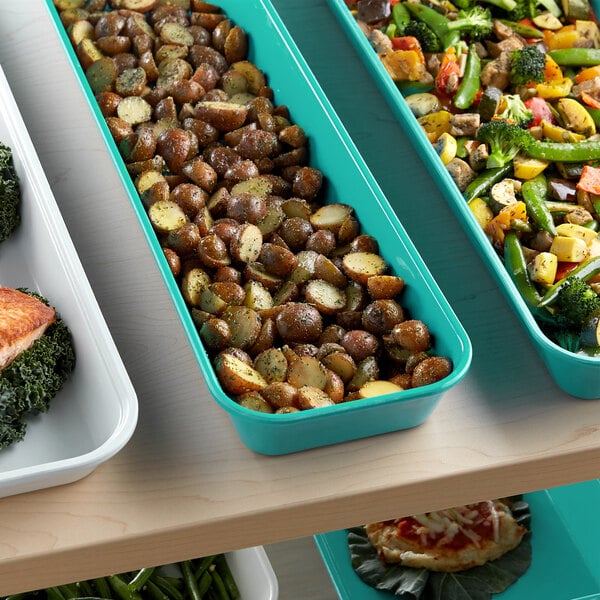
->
[524,97,554,127]
[577,165,600,195]
[555,262,580,282]
[436,48,461,96]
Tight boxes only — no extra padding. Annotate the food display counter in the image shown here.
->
[0,0,600,597]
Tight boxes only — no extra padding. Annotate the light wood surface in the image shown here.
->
[0,0,599,596]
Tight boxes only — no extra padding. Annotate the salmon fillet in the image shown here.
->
[0,287,56,371]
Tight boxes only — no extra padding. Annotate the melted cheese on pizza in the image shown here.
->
[365,500,526,572]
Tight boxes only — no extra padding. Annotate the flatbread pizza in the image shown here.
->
[348,497,532,599]
[365,499,527,572]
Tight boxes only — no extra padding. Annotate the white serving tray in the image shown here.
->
[0,65,138,497]
[224,547,279,600]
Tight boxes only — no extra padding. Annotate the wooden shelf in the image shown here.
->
[0,0,599,595]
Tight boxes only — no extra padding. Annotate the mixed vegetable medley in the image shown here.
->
[347,0,600,354]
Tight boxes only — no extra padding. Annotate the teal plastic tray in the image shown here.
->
[45,0,471,454]
[327,0,600,400]
[315,482,600,599]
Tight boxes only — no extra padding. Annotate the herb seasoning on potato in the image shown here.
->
[54,0,453,412]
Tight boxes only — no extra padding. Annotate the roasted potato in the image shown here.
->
[55,0,455,414]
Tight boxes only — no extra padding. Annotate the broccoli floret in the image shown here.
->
[495,94,534,127]
[404,19,441,53]
[506,0,562,20]
[0,291,75,448]
[510,45,547,86]
[0,143,21,243]
[553,277,600,329]
[475,119,534,168]
[446,6,494,41]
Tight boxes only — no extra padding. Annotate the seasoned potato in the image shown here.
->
[359,380,404,398]
[195,101,248,131]
[367,274,405,299]
[229,223,263,263]
[243,280,273,311]
[200,317,231,349]
[304,279,346,315]
[237,392,273,413]
[287,356,328,390]
[259,243,298,277]
[253,348,288,383]
[361,299,405,335]
[310,203,353,233]
[198,232,230,268]
[390,320,431,352]
[86,56,118,94]
[156,127,192,173]
[181,266,211,306]
[320,351,356,384]
[347,356,379,391]
[342,252,387,286]
[230,60,266,94]
[340,330,380,363]
[96,91,123,117]
[148,199,188,233]
[261,381,297,409]
[166,222,201,257]
[163,247,181,277]
[276,303,323,343]
[411,357,452,388]
[56,0,456,412]
[116,95,152,125]
[222,306,262,349]
[297,386,335,409]
[170,183,207,219]
[214,352,267,395]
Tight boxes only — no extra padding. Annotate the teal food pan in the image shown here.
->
[327,0,600,399]
[45,0,471,454]
[314,482,600,599]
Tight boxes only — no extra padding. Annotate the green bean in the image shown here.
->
[193,556,216,581]
[76,580,97,597]
[525,139,600,162]
[128,568,155,592]
[454,45,481,110]
[180,561,202,600]
[197,572,213,598]
[149,575,184,600]
[504,231,544,308]
[538,255,600,307]
[391,2,410,34]
[46,589,66,600]
[403,3,459,49]
[214,556,239,600]
[145,580,170,600]
[57,584,80,599]
[210,571,230,600]
[548,47,600,66]
[521,174,557,235]
[463,164,513,202]
[92,578,112,599]
[108,575,140,600]
[499,19,544,38]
